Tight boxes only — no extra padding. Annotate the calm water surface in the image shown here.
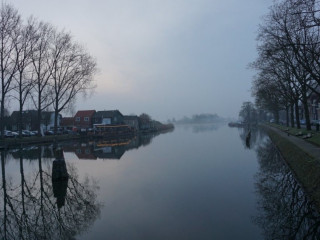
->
[1,124,320,239]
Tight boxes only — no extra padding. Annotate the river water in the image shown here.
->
[1,124,320,240]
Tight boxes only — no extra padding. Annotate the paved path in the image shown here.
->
[266,125,320,161]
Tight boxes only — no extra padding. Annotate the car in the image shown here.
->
[30,131,38,136]
[45,130,54,135]
[4,130,13,138]
[11,131,18,138]
[22,130,32,137]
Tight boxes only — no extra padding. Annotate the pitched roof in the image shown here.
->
[94,110,123,118]
[123,115,138,120]
[74,110,96,118]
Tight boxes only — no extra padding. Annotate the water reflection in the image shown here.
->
[0,147,101,240]
[177,123,223,133]
[253,140,320,239]
[63,131,171,160]
[238,127,265,150]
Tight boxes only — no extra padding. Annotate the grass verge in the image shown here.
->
[268,123,320,146]
[265,127,320,210]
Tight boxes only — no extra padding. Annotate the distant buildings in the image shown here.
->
[10,110,61,132]
[5,108,173,134]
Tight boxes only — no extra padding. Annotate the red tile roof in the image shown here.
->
[74,110,96,118]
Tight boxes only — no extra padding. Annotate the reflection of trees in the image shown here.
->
[238,127,265,150]
[254,140,320,239]
[0,147,101,240]
[179,123,222,133]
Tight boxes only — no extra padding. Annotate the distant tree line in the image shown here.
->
[0,4,97,138]
[238,102,259,125]
[250,0,320,130]
[169,113,223,124]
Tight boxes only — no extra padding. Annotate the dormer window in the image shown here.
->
[84,117,89,122]
[75,117,80,122]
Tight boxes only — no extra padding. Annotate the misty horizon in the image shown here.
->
[5,0,271,121]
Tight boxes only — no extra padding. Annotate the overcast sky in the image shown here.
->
[8,0,271,121]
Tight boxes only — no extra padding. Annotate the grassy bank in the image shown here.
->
[269,123,320,146]
[264,126,320,209]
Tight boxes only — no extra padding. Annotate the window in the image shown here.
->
[75,117,80,122]
[84,117,89,122]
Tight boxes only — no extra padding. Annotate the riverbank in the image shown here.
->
[0,125,175,150]
[263,124,320,210]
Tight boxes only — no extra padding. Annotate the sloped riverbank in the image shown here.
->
[263,125,320,210]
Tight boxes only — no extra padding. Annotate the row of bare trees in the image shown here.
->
[0,4,97,138]
[251,0,320,130]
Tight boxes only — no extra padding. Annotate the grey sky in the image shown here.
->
[9,0,270,121]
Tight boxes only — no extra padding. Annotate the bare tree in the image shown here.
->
[0,4,20,138]
[50,30,96,134]
[13,17,38,137]
[30,21,55,136]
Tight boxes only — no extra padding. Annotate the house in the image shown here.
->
[123,115,139,131]
[74,110,96,129]
[11,110,38,131]
[10,110,61,132]
[41,111,62,132]
[92,110,124,126]
[61,117,74,130]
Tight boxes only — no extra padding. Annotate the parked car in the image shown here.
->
[45,130,54,135]
[4,130,13,138]
[30,131,38,136]
[22,130,32,137]
[11,131,18,138]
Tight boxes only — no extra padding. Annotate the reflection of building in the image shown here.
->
[74,145,97,160]
[94,145,126,160]
[9,145,55,160]
[62,133,157,160]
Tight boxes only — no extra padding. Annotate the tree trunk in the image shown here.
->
[285,106,289,127]
[290,103,295,128]
[1,95,5,139]
[19,98,23,138]
[54,99,59,135]
[37,108,42,136]
[302,97,311,130]
[295,101,301,129]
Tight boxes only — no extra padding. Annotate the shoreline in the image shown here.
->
[0,126,174,150]
[263,124,320,210]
